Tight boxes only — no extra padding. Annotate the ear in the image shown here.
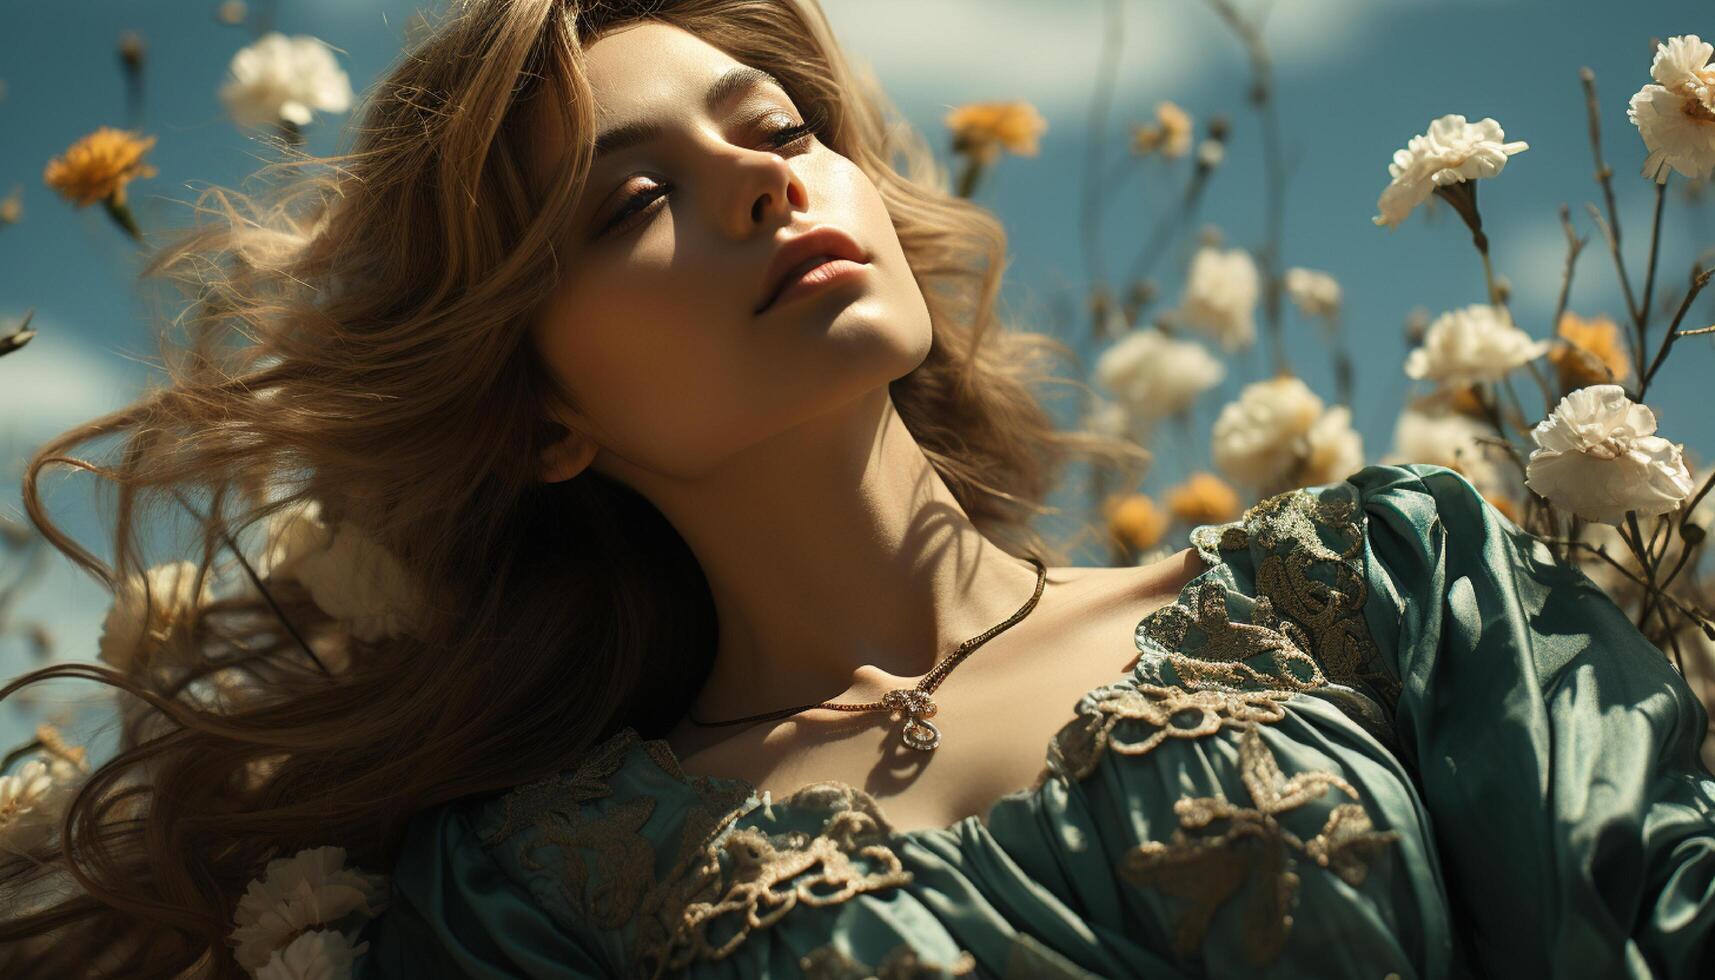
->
[538,420,599,484]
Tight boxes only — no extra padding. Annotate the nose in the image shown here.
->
[721,144,806,236]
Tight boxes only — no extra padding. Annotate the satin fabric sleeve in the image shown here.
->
[351,800,614,979]
[1348,462,1715,977]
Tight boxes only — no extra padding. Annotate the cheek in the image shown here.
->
[533,274,769,468]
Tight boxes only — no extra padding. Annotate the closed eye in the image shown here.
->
[593,104,829,239]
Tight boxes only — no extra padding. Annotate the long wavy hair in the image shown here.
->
[0,0,1148,975]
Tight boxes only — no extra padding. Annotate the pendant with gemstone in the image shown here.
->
[882,688,941,751]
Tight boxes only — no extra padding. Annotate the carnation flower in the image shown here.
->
[0,761,54,856]
[1082,397,1134,442]
[1627,35,1715,183]
[1388,406,1503,494]
[220,32,354,129]
[258,498,337,582]
[1373,114,1529,229]
[230,845,389,972]
[1524,384,1693,525]
[292,520,426,643]
[1176,246,1259,351]
[1404,303,1549,386]
[944,101,1047,165]
[1094,326,1225,421]
[1166,471,1241,525]
[1211,377,1362,491]
[1283,267,1341,320]
[97,560,217,673]
[1301,405,1365,485]
[42,126,157,207]
[254,928,369,980]
[1548,311,1630,389]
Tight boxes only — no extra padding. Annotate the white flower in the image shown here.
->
[220,32,353,129]
[254,928,369,980]
[1082,397,1134,441]
[258,498,337,581]
[1094,326,1226,421]
[0,761,54,854]
[293,521,424,642]
[1211,376,1357,489]
[1283,267,1341,320]
[1628,35,1715,184]
[1404,303,1549,386]
[1175,246,1258,351]
[1524,384,1693,525]
[97,560,216,673]
[1388,407,1502,493]
[231,845,389,972]
[1302,405,1365,485]
[1373,114,1529,228]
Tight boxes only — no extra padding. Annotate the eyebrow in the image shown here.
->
[592,65,788,164]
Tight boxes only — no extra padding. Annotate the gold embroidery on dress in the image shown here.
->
[638,782,915,976]
[1048,682,1297,783]
[1166,485,1402,738]
[1117,725,1401,968]
[800,940,978,979]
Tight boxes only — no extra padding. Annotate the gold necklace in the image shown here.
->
[686,555,1048,752]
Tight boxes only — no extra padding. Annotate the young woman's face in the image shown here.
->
[528,21,933,485]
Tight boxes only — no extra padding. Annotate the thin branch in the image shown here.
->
[1078,0,1126,333]
[1579,68,1644,336]
[1639,266,1715,398]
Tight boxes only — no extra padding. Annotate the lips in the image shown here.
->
[755,226,870,314]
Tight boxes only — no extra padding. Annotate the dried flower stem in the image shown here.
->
[1579,67,1645,356]
[1121,155,1216,301]
[1201,0,1290,377]
[1639,266,1715,398]
[1638,179,1668,342]
[1624,511,1666,630]
[1078,0,1127,317]
[1548,535,1715,649]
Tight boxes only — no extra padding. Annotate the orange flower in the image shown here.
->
[1548,311,1629,389]
[1105,493,1168,552]
[43,126,157,207]
[1166,472,1241,525]
[945,101,1047,165]
[1131,101,1193,158]
[0,185,20,226]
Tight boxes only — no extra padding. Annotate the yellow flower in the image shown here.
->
[1548,311,1629,389]
[0,186,20,226]
[1131,101,1193,158]
[42,126,157,207]
[1105,493,1168,552]
[945,101,1047,165]
[1166,472,1241,525]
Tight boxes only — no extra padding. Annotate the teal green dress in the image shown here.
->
[350,463,1715,978]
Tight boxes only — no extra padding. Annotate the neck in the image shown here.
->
[625,386,1049,725]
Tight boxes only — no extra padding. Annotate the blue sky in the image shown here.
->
[1,0,1710,751]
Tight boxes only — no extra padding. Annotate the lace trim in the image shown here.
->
[1048,682,1296,784]
[1118,724,1402,968]
[640,782,915,977]
[1155,483,1402,744]
[800,941,977,979]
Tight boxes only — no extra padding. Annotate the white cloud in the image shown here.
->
[0,317,141,460]
[817,0,1492,119]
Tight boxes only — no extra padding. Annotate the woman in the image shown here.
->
[2,1,1711,978]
